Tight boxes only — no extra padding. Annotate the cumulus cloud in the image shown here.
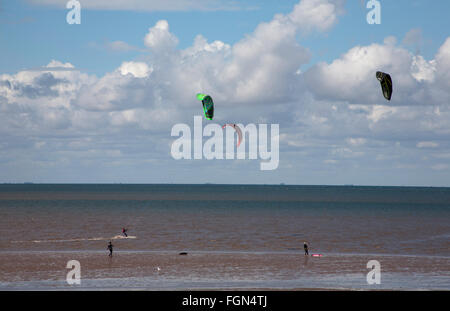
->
[303,35,450,107]
[139,0,344,106]
[411,55,436,82]
[289,0,345,33]
[134,0,344,107]
[0,60,95,132]
[2,0,450,185]
[118,61,152,78]
[46,60,76,69]
[434,38,450,88]
[304,41,412,103]
[144,20,179,52]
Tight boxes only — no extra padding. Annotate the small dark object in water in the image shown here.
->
[179,252,188,255]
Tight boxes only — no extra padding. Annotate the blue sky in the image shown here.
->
[2,0,449,75]
[1,0,450,186]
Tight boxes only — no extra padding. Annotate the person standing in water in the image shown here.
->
[122,228,128,237]
[304,242,309,256]
[107,241,114,257]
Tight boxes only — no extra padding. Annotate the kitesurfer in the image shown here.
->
[304,242,309,256]
[107,241,114,257]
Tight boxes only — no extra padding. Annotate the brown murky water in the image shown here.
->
[1,184,449,290]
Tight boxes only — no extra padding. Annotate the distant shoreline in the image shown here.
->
[1,183,449,189]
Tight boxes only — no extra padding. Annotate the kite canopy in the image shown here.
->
[376,71,393,101]
[197,93,214,120]
[196,93,206,101]
[222,123,243,147]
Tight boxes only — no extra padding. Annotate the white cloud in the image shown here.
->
[144,20,179,52]
[2,0,450,185]
[434,38,450,90]
[289,0,345,33]
[347,138,366,146]
[118,61,152,78]
[46,60,75,69]
[417,141,439,148]
[106,41,141,52]
[411,55,436,82]
[332,147,364,158]
[304,40,414,103]
[304,35,450,108]
[135,0,343,106]
[367,105,397,123]
[182,35,231,57]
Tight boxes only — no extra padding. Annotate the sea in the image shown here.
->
[0,184,449,290]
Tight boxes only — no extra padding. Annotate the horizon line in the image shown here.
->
[1,182,449,189]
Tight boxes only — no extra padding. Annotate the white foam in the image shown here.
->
[12,235,137,243]
[110,235,137,240]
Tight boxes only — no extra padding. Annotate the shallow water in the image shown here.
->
[1,184,449,290]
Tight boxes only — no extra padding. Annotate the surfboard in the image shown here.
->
[311,254,323,257]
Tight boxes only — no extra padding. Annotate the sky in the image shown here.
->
[0,0,449,186]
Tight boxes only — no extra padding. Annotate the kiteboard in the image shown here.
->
[111,235,137,240]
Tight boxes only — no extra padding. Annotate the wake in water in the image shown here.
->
[12,235,137,243]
